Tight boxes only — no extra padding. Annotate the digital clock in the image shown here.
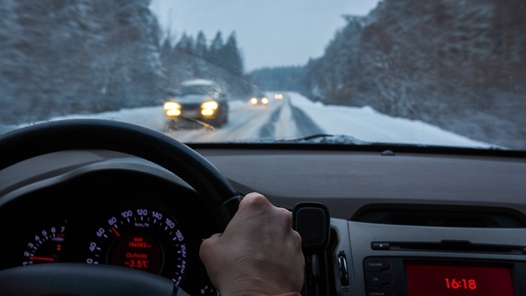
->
[405,262,514,296]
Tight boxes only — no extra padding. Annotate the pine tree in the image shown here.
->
[0,0,26,123]
[207,31,224,67]
[195,31,208,58]
[220,32,244,77]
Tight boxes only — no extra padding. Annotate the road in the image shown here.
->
[8,91,488,148]
[164,93,324,142]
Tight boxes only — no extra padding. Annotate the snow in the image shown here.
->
[181,79,217,86]
[164,100,283,142]
[7,92,492,149]
[273,99,298,139]
[287,92,491,148]
[37,107,167,132]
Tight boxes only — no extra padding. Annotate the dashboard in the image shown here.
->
[2,143,526,296]
[0,151,219,295]
[197,146,526,296]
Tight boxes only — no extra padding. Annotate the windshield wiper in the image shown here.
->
[279,134,371,145]
[279,134,506,150]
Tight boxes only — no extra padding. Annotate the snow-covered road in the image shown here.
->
[164,93,325,142]
[26,92,491,148]
[166,92,490,147]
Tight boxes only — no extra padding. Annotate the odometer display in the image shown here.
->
[405,262,514,296]
[86,208,187,287]
[110,234,163,273]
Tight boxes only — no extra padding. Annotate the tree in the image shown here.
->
[0,0,165,124]
[195,31,208,58]
[220,32,244,77]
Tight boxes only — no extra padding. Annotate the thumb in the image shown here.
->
[199,232,222,261]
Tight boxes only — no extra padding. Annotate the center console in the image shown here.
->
[329,219,526,296]
[363,257,523,296]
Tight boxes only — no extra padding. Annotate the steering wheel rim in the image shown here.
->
[0,119,242,224]
[0,119,242,296]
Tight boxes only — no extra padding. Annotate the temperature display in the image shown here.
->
[110,234,162,274]
[405,262,514,296]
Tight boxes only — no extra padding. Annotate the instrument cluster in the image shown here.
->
[0,169,220,295]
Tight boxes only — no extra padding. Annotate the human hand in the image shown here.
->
[199,192,304,296]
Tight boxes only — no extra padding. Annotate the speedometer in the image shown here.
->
[86,208,187,286]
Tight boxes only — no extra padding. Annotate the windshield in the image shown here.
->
[179,85,218,96]
[1,0,525,150]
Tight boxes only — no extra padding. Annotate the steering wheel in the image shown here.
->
[0,119,242,296]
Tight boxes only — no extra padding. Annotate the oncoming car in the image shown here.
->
[163,79,229,128]
[250,93,269,106]
[1,1,526,296]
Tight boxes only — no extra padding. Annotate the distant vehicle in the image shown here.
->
[250,91,269,106]
[274,93,283,100]
[163,79,229,127]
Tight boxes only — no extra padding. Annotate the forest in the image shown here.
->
[0,0,247,124]
[254,0,526,148]
[1,0,525,147]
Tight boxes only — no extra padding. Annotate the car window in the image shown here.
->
[0,0,525,150]
[180,85,217,96]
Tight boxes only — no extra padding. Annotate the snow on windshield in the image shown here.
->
[0,0,525,150]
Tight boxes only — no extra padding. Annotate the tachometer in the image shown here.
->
[22,225,67,265]
[86,208,187,286]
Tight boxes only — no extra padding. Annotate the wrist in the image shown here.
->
[217,273,296,296]
[243,293,302,296]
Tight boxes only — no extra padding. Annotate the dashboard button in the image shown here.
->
[371,242,390,250]
[366,288,393,296]
[364,258,390,271]
[365,272,391,286]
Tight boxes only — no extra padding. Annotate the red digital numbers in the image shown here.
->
[125,259,149,269]
[444,278,477,290]
[406,263,514,296]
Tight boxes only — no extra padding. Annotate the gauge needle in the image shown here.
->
[112,227,121,237]
[29,256,55,262]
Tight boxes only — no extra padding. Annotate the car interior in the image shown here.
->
[1,0,525,295]
[1,120,526,296]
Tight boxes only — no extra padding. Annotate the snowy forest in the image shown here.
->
[0,0,247,125]
[1,0,525,147]
[255,0,526,147]
[160,31,251,98]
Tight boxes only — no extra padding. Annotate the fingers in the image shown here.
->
[238,192,299,244]
[238,192,272,211]
[199,192,305,295]
[199,233,221,263]
[240,192,292,223]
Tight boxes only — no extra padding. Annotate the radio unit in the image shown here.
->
[364,257,526,296]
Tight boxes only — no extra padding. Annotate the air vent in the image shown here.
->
[389,241,524,254]
[353,206,526,228]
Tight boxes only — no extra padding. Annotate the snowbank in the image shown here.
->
[287,92,491,148]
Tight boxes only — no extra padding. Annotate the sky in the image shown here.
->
[149,0,380,72]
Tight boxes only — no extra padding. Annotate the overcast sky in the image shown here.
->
[150,0,380,72]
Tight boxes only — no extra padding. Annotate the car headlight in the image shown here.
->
[250,98,258,105]
[200,101,218,116]
[164,101,181,110]
[166,109,181,116]
[262,97,269,104]
[201,101,219,110]
[201,109,215,116]
[164,101,181,117]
